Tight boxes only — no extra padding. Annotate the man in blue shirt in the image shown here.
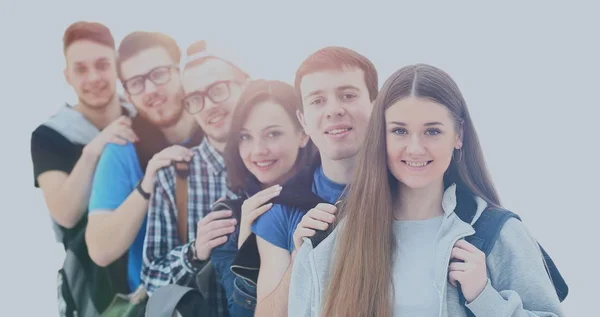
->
[86,31,202,294]
[250,46,379,316]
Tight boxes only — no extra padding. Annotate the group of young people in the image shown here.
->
[30,20,567,317]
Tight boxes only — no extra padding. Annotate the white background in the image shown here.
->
[0,1,597,315]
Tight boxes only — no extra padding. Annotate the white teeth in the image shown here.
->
[327,128,350,135]
[150,98,166,107]
[209,115,225,124]
[255,160,275,167]
[405,161,429,167]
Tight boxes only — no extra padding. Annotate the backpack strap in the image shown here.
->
[457,208,519,317]
[465,207,520,255]
[230,157,329,286]
[459,207,568,316]
[132,116,204,172]
[132,116,168,172]
[174,162,190,244]
[538,244,569,302]
[145,284,200,317]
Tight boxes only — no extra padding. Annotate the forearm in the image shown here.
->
[255,252,296,317]
[465,279,563,317]
[469,219,565,317]
[86,191,149,267]
[46,150,100,228]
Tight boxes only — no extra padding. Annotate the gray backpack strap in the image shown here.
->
[195,261,216,299]
[145,285,197,317]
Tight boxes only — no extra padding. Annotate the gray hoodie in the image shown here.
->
[288,184,564,317]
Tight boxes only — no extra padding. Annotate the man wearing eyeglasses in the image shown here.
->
[85,31,203,299]
[141,40,251,316]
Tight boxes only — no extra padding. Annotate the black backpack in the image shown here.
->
[451,186,568,315]
[58,117,205,317]
[54,106,132,317]
[57,216,129,317]
[230,158,331,287]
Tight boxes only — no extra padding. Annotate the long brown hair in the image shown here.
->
[224,79,317,193]
[321,64,501,317]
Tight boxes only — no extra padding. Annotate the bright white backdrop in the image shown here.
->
[1,1,597,316]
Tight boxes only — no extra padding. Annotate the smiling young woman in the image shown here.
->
[288,63,565,317]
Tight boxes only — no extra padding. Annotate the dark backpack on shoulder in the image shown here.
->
[230,158,331,288]
[57,217,129,317]
[303,184,568,316]
[451,187,568,316]
[51,105,132,317]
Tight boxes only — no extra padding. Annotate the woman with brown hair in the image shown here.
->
[288,64,565,316]
[223,79,316,246]
[211,78,316,316]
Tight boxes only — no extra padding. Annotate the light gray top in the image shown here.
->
[288,184,565,317]
[392,216,444,316]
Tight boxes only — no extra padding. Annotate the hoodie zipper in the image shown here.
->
[305,238,321,317]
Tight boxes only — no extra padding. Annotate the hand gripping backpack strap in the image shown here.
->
[230,158,327,286]
[174,161,222,311]
[469,208,568,301]
[459,207,568,317]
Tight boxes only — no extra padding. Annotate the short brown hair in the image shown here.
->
[63,21,115,53]
[116,31,181,81]
[294,46,379,103]
[224,79,317,193]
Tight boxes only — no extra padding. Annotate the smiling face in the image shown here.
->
[385,97,462,190]
[64,40,117,109]
[297,68,373,162]
[120,46,184,127]
[238,100,309,187]
[182,58,247,145]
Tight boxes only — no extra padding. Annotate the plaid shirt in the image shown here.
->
[142,138,235,316]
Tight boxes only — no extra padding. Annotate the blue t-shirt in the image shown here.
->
[88,142,145,291]
[251,165,345,253]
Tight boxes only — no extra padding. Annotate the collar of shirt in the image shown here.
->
[196,138,225,175]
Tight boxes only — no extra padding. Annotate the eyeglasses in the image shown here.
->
[123,65,178,96]
[182,80,238,114]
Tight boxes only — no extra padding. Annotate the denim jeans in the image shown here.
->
[211,227,256,317]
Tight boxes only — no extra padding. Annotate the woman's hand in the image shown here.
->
[292,203,337,251]
[448,239,488,303]
[237,185,281,249]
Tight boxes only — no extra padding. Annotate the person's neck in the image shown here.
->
[74,95,121,130]
[320,154,357,185]
[262,164,301,189]
[160,113,197,145]
[206,137,226,153]
[394,180,445,221]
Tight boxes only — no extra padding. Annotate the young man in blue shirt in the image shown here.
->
[250,46,379,316]
[85,31,202,295]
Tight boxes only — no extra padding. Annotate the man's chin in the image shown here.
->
[151,116,180,128]
[81,96,113,109]
[322,146,359,162]
[146,109,184,128]
[205,131,229,145]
